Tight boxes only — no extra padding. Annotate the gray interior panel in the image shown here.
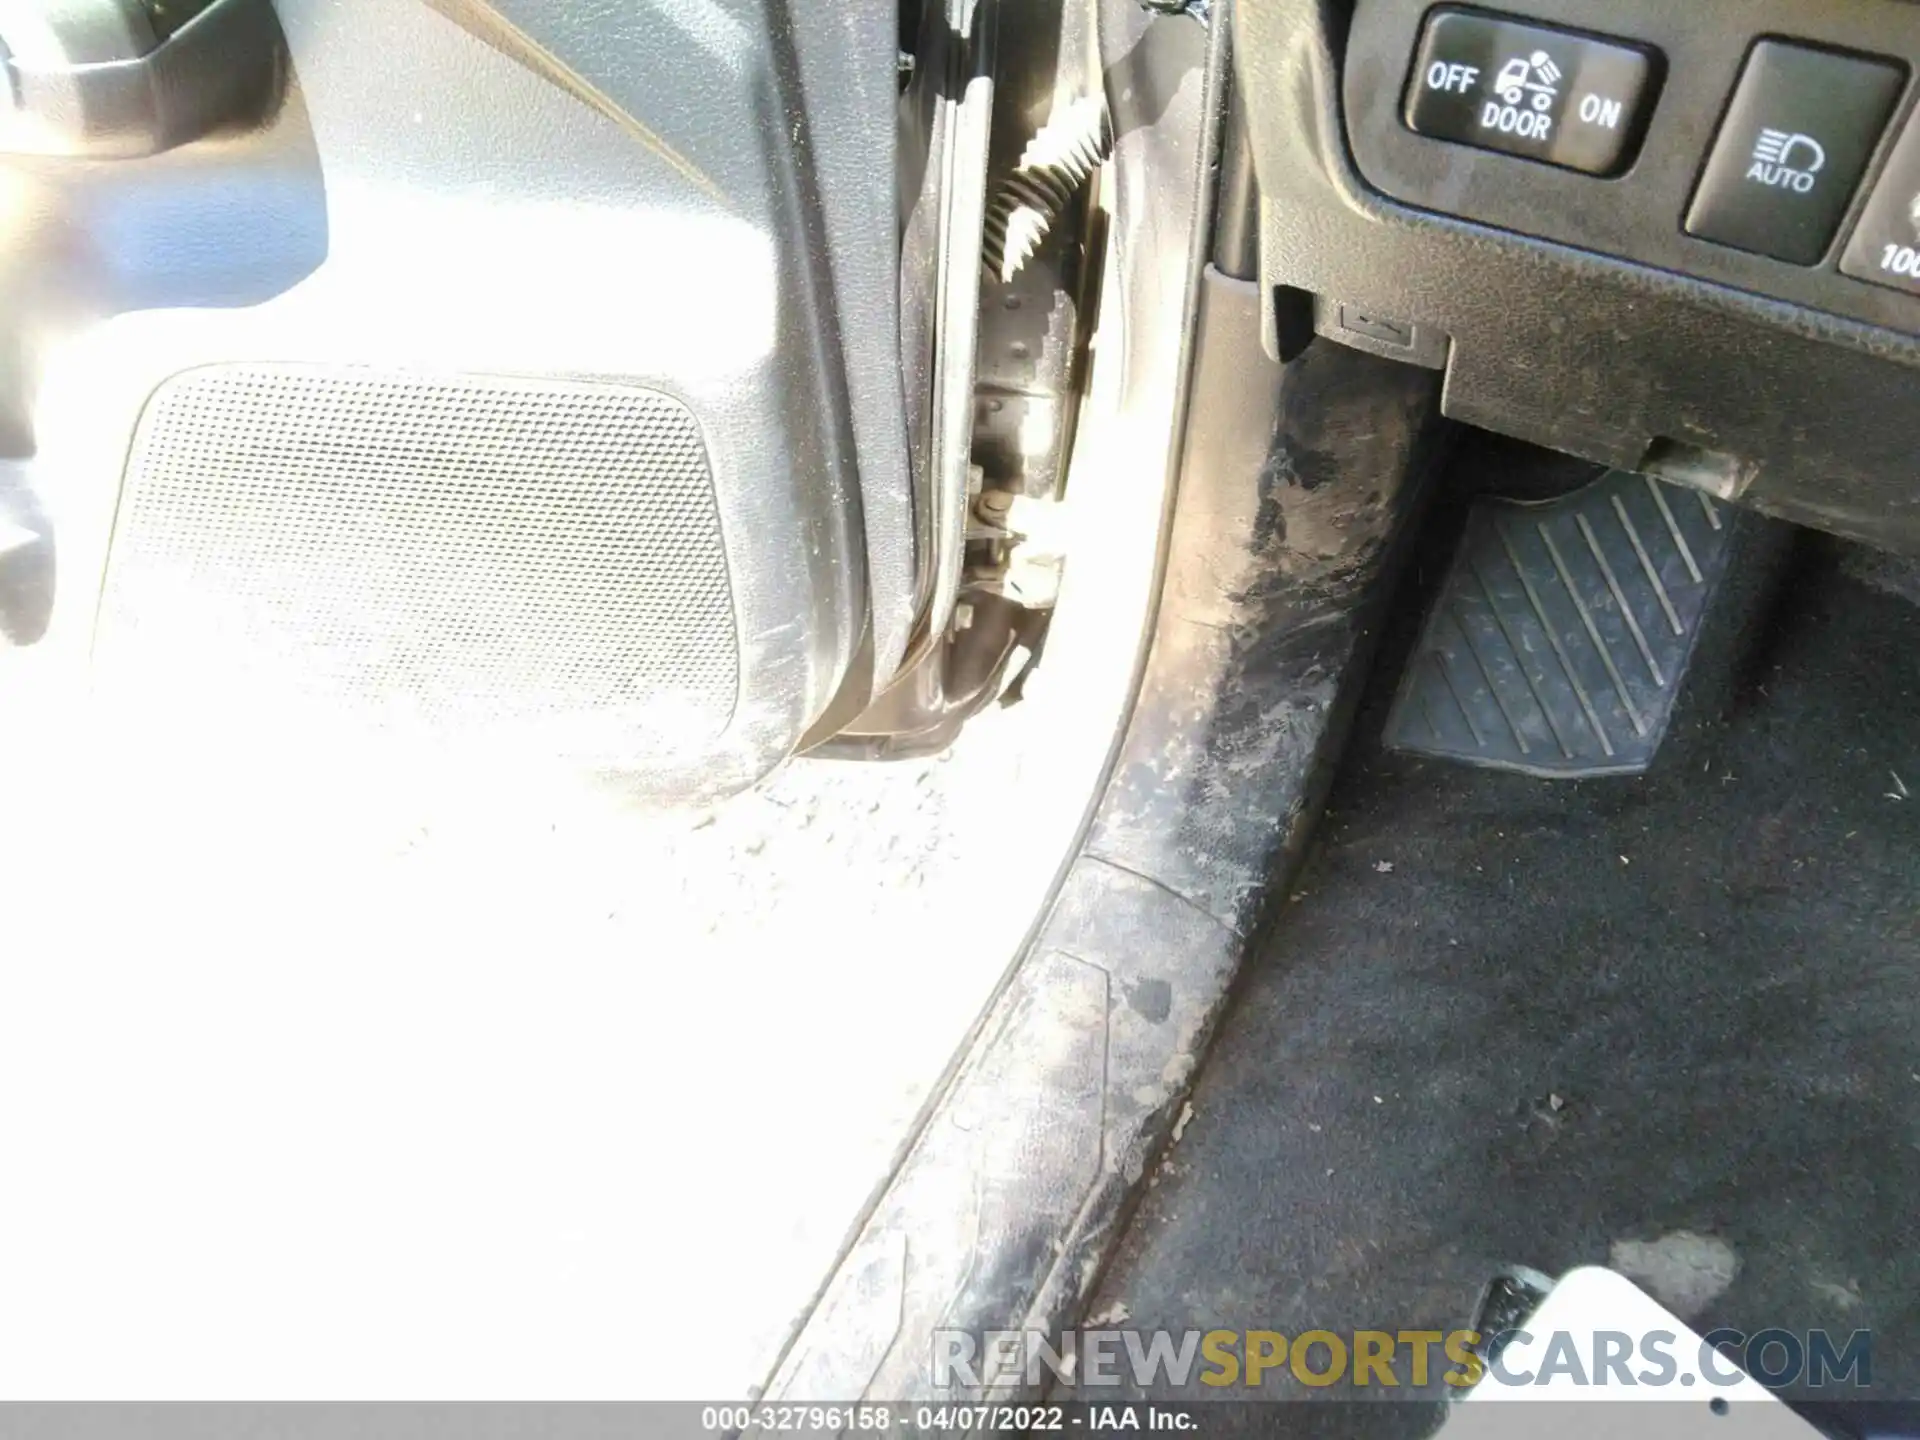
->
[7,0,912,796]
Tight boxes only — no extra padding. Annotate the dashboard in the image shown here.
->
[1352,0,1920,328]
[1236,0,1920,553]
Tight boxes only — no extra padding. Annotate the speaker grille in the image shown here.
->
[95,366,739,742]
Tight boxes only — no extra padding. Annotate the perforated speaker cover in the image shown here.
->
[94,365,740,747]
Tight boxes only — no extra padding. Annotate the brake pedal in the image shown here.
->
[1384,470,1736,777]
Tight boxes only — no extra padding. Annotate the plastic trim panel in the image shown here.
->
[1242,0,1920,556]
[1348,0,1920,332]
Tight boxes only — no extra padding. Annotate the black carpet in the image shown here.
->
[1089,531,1920,1432]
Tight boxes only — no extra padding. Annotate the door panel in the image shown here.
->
[1,0,911,798]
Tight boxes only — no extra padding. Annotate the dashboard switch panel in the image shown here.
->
[1685,41,1905,265]
[1840,110,1920,294]
[1403,9,1659,176]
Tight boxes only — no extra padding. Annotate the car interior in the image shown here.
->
[0,0,1915,1429]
